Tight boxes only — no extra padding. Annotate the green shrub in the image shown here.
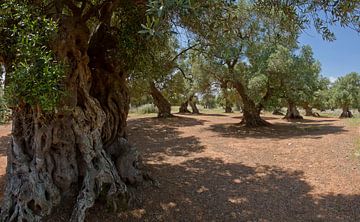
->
[0,95,11,123]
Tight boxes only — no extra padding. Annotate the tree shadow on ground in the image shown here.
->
[232,115,279,121]
[128,116,207,159]
[176,113,228,117]
[208,122,347,140]
[284,118,338,123]
[93,157,360,222]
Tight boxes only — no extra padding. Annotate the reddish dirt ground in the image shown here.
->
[1,113,360,221]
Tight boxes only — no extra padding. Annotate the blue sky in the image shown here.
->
[299,25,360,81]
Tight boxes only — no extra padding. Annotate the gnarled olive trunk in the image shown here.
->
[220,81,232,113]
[179,101,191,113]
[1,19,144,222]
[340,106,353,118]
[149,82,172,118]
[285,101,303,120]
[179,94,199,114]
[188,94,200,114]
[233,81,269,127]
[303,103,314,116]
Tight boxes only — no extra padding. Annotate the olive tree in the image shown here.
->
[331,72,360,118]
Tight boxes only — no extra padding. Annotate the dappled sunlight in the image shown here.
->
[128,116,207,161]
[115,157,360,221]
[208,121,347,140]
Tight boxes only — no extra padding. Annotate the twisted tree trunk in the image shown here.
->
[179,101,191,113]
[1,18,145,222]
[340,106,353,118]
[303,103,314,116]
[285,101,303,120]
[233,81,269,127]
[149,82,172,118]
[188,94,200,114]
[220,81,232,113]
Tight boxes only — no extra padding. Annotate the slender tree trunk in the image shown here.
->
[149,82,172,118]
[285,101,303,119]
[188,94,200,114]
[340,106,353,118]
[1,19,145,222]
[233,81,269,127]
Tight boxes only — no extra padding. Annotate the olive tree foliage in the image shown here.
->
[144,1,359,124]
[266,45,322,119]
[0,0,358,220]
[255,0,360,41]
[128,36,180,117]
[176,0,300,126]
[190,53,235,112]
[331,72,360,118]
[0,2,65,111]
[307,76,332,113]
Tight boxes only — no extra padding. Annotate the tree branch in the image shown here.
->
[174,66,192,81]
[171,44,200,62]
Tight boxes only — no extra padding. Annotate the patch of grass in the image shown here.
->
[130,104,158,114]
[345,117,360,127]
[171,106,180,113]
[199,106,226,114]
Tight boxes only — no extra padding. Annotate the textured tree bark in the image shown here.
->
[188,94,200,114]
[220,81,232,113]
[233,81,269,127]
[340,106,353,118]
[285,101,303,119]
[225,105,232,113]
[149,82,173,118]
[303,103,314,116]
[179,101,191,113]
[1,18,145,222]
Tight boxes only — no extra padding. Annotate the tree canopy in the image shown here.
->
[0,0,359,221]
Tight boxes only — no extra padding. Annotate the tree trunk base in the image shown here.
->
[179,102,191,114]
[157,112,174,118]
[285,103,303,120]
[225,106,233,113]
[340,110,353,118]
[240,116,271,127]
[284,115,304,120]
[312,112,320,117]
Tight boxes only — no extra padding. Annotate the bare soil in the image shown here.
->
[1,113,360,221]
